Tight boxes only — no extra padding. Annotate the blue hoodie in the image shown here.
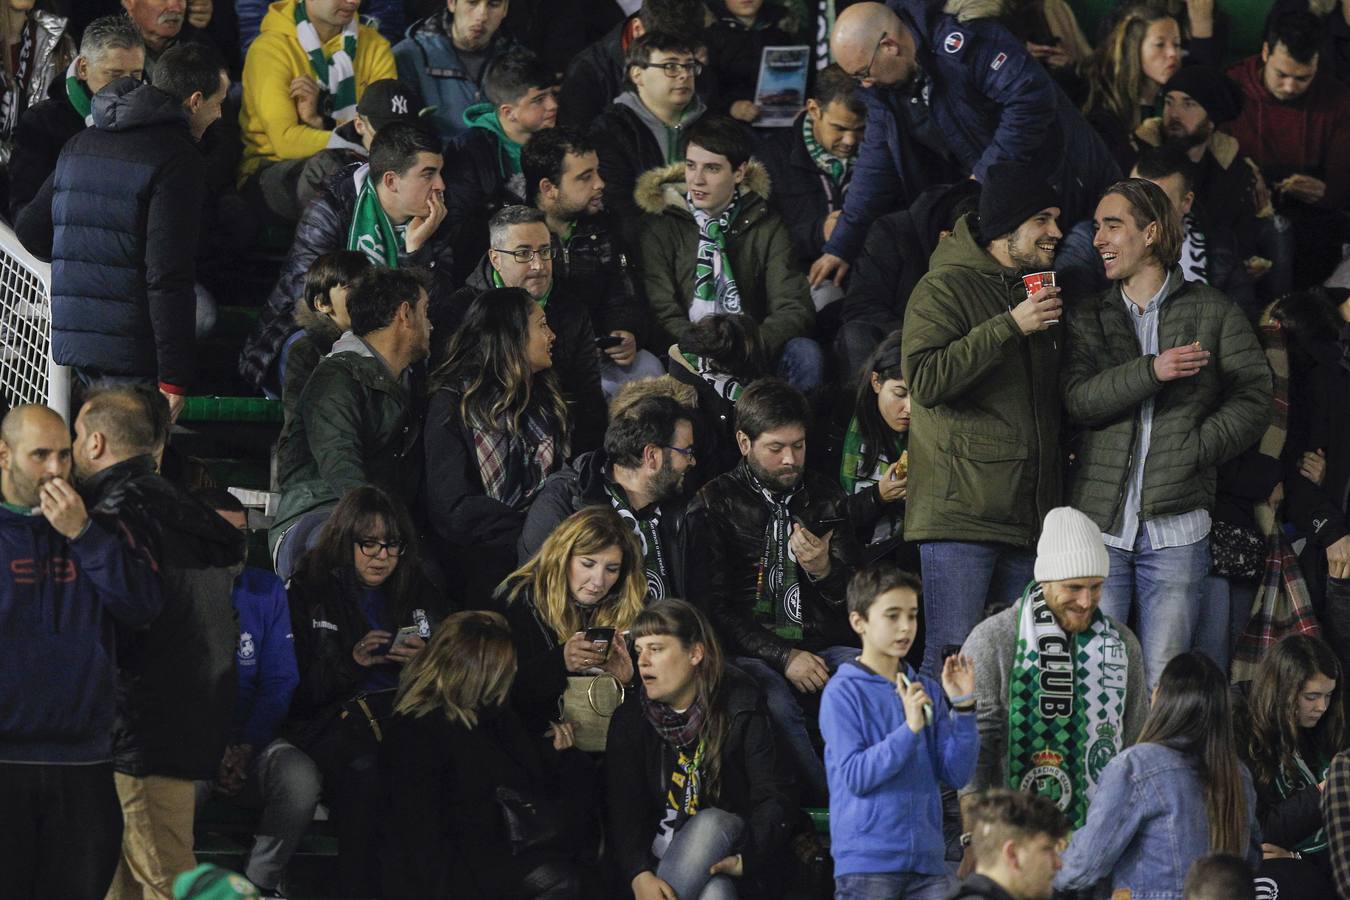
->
[0,506,162,764]
[820,660,979,877]
[230,568,299,750]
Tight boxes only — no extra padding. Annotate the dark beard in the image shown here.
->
[746,455,802,493]
[1162,119,1211,152]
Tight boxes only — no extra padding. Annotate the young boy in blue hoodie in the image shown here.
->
[820,562,980,900]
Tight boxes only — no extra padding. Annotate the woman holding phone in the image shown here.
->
[499,506,645,746]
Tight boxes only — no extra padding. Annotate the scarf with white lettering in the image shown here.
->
[1007,583,1128,829]
[1179,212,1209,285]
[688,189,742,321]
[348,164,400,267]
[605,481,668,602]
[750,470,802,641]
[294,0,358,123]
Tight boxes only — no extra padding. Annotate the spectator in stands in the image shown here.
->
[499,506,642,736]
[1183,855,1256,900]
[195,488,319,899]
[71,384,247,900]
[0,404,161,900]
[637,116,822,391]
[901,162,1063,678]
[589,30,707,240]
[280,249,371,428]
[954,789,1070,900]
[47,41,228,421]
[0,1,73,168]
[238,0,396,223]
[1268,0,1350,87]
[810,1,1119,289]
[123,0,215,66]
[1226,11,1350,288]
[1082,5,1182,171]
[423,286,568,604]
[559,0,713,130]
[519,393,695,601]
[608,598,797,900]
[392,0,514,143]
[821,564,978,900]
[684,378,861,802]
[835,180,980,378]
[322,76,426,156]
[1325,745,1350,898]
[756,64,865,298]
[960,507,1148,829]
[703,0,793,124]
[239,0,405,52]
[284,485,445,895]
[1055,652,1261,895]
[381,609,588,899]
[239,121,449,394]
[998,0,1092,95]
[522,126,665,394]
[271,267,432,578]
[1063,178,1272,689]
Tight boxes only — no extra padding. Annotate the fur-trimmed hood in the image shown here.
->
[293,298,345,345]
[1135,116,1241,169]
[608,374,698,417]
[633,159,772,216]
[943,0,1002,21]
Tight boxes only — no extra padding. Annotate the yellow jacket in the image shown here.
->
[238,0,395,183]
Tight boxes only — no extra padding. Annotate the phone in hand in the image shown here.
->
[389,625,421,652]
[585,626,615,661]
[797,514,846,536]
[898,671,934,726]
[594,335,624,350]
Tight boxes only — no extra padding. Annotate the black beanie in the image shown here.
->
[1161,66,1243,124]
[978,162,1058,243]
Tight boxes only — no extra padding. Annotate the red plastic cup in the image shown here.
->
[1022,271,1058,325]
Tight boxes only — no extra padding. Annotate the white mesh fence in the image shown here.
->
[0,222,68,420]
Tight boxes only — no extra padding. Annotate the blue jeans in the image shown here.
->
[656,807,744,900]
[1194,575,1259,676]
[919,542,1035,678]
[835,871,956,900]
[734,645,859,803]
[1101,530,1210,689]
[776,337,826,392]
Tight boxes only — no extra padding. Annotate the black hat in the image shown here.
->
[1161,66,1242,124]
[978,162,1058,243]
[357,80,424,130]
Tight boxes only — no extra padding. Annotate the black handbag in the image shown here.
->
[1210,520,1265,581]
[494,785,563,856]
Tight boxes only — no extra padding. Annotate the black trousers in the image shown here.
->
[0,761,124,900]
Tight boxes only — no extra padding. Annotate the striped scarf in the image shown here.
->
[688,190,742,322]
[751,472,802,641]
[64,59,93,126]
[801,112,850,186]
[294,0,359,123]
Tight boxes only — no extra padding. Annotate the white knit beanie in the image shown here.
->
[1034,507,1110,583]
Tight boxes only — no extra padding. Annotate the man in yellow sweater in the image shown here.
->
[239,0,396,222]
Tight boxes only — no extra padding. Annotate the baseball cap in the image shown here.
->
[357,80,424,131]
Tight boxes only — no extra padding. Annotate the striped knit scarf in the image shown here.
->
[681,351,745,402]
[64,60,93,126]
[688,190,742,322]
[294,0,359,123]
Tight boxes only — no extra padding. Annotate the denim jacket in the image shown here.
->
[1055,743,1262,899]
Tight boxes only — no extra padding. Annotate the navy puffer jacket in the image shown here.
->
[50,78,205,391]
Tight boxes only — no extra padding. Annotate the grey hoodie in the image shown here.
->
[612,90,707,166]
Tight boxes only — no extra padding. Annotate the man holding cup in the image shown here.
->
[900,162,1065,677]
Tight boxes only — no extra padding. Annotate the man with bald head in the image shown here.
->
[809,0,1119,288]
[0,404,162,900]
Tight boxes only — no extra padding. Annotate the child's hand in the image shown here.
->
[897,675,931,733]
[941,653,976,704]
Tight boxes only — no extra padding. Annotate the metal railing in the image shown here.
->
[0,221,69,420]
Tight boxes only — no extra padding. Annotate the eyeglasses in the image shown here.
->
[664,445,696,461]
[492,245,557,263]
[640,61,703,78]
[356,539,406,558]
[851,31,887,84]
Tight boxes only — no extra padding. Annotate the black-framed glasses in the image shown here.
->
[640,61,703,78]
[492,245,557,263]
[851,31,887,84]
[356,539,406,558]
[664,444,697,461]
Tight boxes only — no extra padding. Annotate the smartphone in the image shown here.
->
[898,671,934,726]
[594,335,624,350]
[585,626,615,661]
[390,625,421,652]
[798,514,846,536]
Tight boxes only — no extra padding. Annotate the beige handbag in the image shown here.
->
[560,672,626,752]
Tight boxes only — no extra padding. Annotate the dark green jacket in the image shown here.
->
[1062,269,1272,531]
[271,333,422,546]
[634,161,814,359]
[899,214,1062,547]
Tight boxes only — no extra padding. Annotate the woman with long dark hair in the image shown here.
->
[607,599,795,900]
[423,287,570,603]
[1083,5,1183,169]
[1056,651,1260,897]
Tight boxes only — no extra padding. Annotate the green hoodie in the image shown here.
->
[462,101,522,176]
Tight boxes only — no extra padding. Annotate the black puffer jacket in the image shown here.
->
[239,161,456,393]
[684,460,861,672]
[9,76,83,221]
[85,456,246,780]
[50,78,204,389]
[755,111,846,271]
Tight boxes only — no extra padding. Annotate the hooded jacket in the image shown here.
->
[0,506,161,766]
[1224,54,1350,210]
[443,102,528,282]
[899,214,1062,547]
[392,12,515,143]
[281,299,345,430]
[1133,116,1264,235]
[755,111,849,270]
[239,0,396,181]
[50,78,204,393]
[85,456,247,780]
[635,160,814,360]
[229,568,298,752]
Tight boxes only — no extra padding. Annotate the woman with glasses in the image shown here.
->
[424,287,570,606]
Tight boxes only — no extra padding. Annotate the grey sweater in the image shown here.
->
[958,604,1151,796]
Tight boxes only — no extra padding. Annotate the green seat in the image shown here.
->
[179,396,283,424]
[805,806,829,834]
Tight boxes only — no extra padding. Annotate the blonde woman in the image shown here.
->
[1084,5,1183,168]
[381,611,587,899]
[500,506,645,742]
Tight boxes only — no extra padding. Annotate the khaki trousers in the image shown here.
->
[105,773,197,900]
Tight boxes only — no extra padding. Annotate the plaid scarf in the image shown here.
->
[641,692,706,754]
[681,351,745,402]
[689,190,742,322]
[606,482,669,601]
[64,59,93,126]
[1007,583,1128,830]
[750,471,803,641]
[0,16,34,139]
[470,404,558,510]
[1276,753,1331,853]
[294,0,359,123]
[348,164,400,267]
[801,112,851,187]
[1232,535,1321,682]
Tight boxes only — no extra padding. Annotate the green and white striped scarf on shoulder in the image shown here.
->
[294,0,359,123]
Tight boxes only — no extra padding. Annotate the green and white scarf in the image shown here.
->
[839,415,904,495]
[1276,754,1331,853]
[688,189,742,322]
[1008,583,1128,829]
[347,164,400,267]
[801,112,851,187]
[681,351,745,403]
[65,60,93,126]
[294,0,359,123]
[605,481,669,602]
[751,472,802,641]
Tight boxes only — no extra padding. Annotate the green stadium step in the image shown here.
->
[180,396,283,425]
[805,806,828,834]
